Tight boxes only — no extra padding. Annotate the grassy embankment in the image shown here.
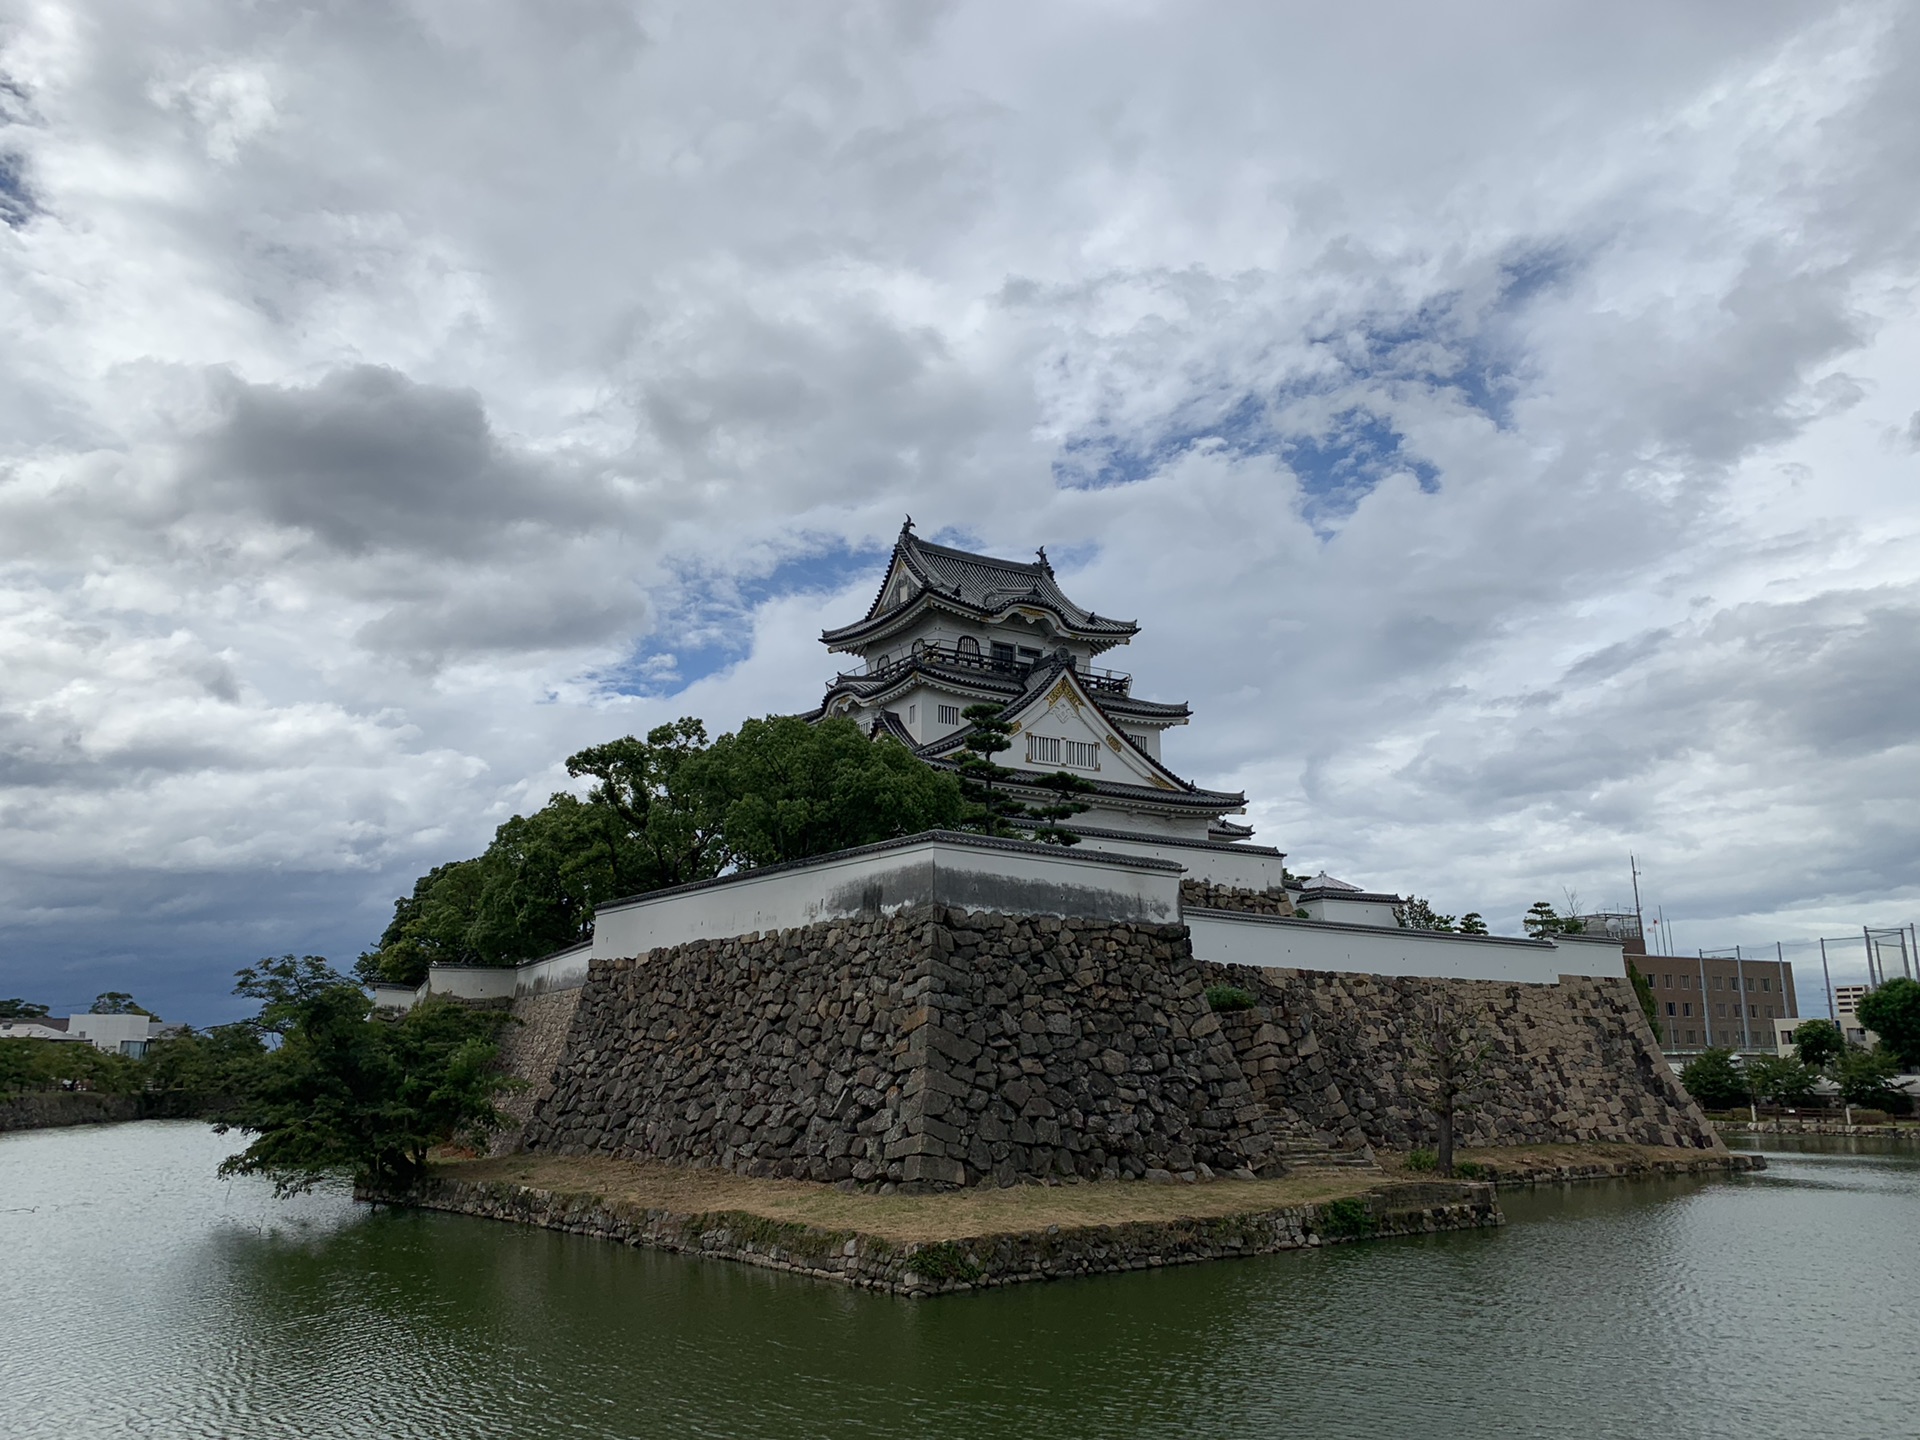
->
[433,1141,1734,1242]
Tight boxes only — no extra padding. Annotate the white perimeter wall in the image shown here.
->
[590,831,1182,963]
[1189,911,1628,984]
[1072,832,1286,890]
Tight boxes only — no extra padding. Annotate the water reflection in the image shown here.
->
[2,1123,1913,1439]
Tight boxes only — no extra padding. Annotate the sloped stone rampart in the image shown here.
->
[521,908,1279,1187]
[489,986,585,1156]
[1209,965,1721,1153]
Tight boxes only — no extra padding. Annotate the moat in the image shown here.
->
[3,1122,1914,1439]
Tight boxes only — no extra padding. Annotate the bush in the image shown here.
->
[907,1241,983,1283]
[1453,1160,1487,1180]
[1680,1048,1747,1109]
[1405,1148,1437,1172]
[1317,1197,1376,1238]
[1205,985,1257,1013]
[1849,1109,1889,1125]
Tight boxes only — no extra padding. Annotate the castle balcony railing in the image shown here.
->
[844,640,1131,695]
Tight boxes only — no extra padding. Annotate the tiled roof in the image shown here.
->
[822,524,1139,645]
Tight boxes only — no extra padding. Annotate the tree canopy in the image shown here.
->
[1857,978,1920,1068]
[1790,1018,1845,1070]
[217,955,515,1194]
[357,716,966,985]
[1679,1048,1746,1109]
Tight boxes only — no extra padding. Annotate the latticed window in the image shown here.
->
[1063,739,1099,769]
[1027,734,1061,764]
[937,704,961,726]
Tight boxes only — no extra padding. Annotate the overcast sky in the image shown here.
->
[3,2,1917,1023]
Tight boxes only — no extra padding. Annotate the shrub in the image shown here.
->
[1680,1048,1747,1109]
[1317,1197,1376,1239]
[1849,1109,1889,1126]
[906,1241,983,1283]
[1405,1148,1437,1172]
[1453,1160,1487,1180]
[1205,985,1257,1013]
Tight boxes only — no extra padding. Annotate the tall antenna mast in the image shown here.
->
[1629,854,1646,941]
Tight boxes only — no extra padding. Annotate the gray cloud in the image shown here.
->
[1,2,1917,1018]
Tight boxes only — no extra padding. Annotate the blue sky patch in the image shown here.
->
[596,535,889,697]
[1050,249,1571,520]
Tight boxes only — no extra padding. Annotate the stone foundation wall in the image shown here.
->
[368,1174,1500,1295]
[521,908,1279,1188]
[0,1092,143,1132]
[1209,965,1720,1153]
[1181,881,1295,915]
[490,986,585,1155]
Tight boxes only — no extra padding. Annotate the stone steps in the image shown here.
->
[1266,1116,1382,1174]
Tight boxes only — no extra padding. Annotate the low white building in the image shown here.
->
[0,1016,82,1045]
[63,1012,166,1058]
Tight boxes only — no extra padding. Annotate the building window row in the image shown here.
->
[1027,734,1101,770]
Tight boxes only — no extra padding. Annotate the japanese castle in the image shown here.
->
[806,520,1289,892]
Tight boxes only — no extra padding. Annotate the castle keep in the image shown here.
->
[395,526,1721,1185]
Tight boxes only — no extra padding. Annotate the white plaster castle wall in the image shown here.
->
[1187,910,1628,984]
[1296,894,1402,927]
[1072,831,1286,890]
[589,831,1183,962]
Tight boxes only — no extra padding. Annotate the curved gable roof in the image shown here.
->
[822,524,1139,650]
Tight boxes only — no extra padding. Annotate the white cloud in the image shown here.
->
[1,0,1916,1018]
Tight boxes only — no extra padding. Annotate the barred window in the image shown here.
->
[1063,739,1100,769]
[1028,734,1061,764]
[937,704,961,726]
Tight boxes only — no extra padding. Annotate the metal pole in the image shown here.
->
[1736,945,1750,1051]
[1777,941,1791,1054]
[1630,854,1645,941]
[1820,938,1835,1024]
[1864,926,1878,988]
[1697,951,1712,1049]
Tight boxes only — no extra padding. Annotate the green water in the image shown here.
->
[2,1123,1914,1438]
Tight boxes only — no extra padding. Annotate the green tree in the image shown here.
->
[1410,1002,1493,1177]
[1523,901,1566,939]
[356,860,489,986]
[1833,1046,1902,1108]
[0,998,49,1019]
[954,704,1032,838]
[1027,770,1095,846]
[1458,913,1489,935]
[1744,1054,1819,1106]
[140,1025,265,1110]
[1396,898,1458,932]
[566,717,723,893]
[1790,1018,1845,1071]
[0,1037,139,1097]
[1857,977,1920,1068]
[89,991,151,1016]
[1679,1048,1747,1109]
[703,716,964,865]
[217,956,515,1194]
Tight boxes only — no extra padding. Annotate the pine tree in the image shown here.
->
[955,704,1032,837]
[1029,769,1095,845]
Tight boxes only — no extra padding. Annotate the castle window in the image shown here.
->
[956,636,980,657]
[1063,739,1099,769]
[1028,735,1061,765]
[937,704,961,726]
[991,642,1015,669]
